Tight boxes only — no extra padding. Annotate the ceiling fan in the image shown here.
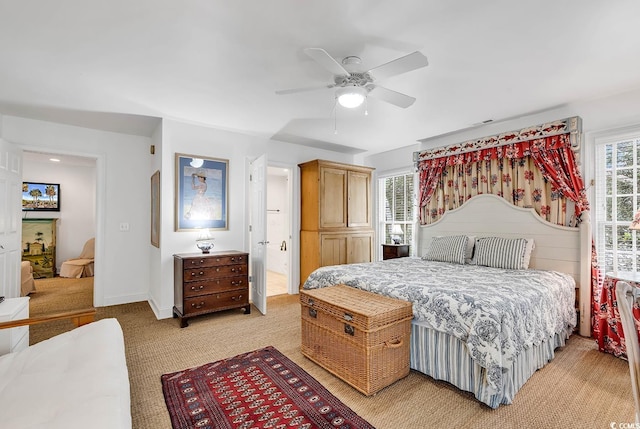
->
[276,48,429,109]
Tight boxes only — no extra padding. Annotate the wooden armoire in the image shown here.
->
[299,159,375,287]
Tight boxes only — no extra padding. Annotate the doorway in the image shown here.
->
[266,166,292,296]
[21,151,97,314]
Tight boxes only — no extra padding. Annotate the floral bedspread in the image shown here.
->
[303,257,577,395]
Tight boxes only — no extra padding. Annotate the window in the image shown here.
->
[595,130,640,273]
[378,172,416,253]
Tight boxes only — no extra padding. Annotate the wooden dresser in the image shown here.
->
[299,160,375,287]
[173,250,250,328]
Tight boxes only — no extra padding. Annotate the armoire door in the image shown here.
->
[319,167,347,229]
[347,170,371,228]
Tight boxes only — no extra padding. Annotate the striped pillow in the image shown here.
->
[423,235,468,265]
[474,237,528,270]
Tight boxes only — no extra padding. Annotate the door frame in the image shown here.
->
[266,162,296,295]
[19,145,103,306]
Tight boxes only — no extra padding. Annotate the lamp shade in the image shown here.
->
[391,224,404,235]
[336,86,366,108]
[631,208,640,230]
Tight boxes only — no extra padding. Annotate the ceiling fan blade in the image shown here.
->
[275,83,335,95]
[367,85,416,108]
[367,51,429,81]
[303,48,350,77]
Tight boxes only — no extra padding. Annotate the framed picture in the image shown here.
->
[22,182,61,211]
[150,170,160,247]
[175,153,229,231]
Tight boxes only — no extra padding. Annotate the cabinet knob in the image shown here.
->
[231,257,236,262]
[199,259,205,264]
[199,271,204,276]
[216,258,221,262]
[216,267,220,272]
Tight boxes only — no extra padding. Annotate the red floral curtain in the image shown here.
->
[418,133,589,225]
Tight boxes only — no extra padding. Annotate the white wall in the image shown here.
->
[22,158,96,272]
[151,119,358,318]
[2,115,152,307]
[1,112,374,319]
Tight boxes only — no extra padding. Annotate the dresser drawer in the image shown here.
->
[183,276,248,297]
[183,254,247,268]
[183,290,248,316]
[183,264,246,281]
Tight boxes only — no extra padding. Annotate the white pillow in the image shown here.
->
[474,237,531,270]
[423,235,468,265]
[522,238,535,269]
[465,235,476,264]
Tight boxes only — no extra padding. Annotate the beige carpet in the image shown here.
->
[28,279,636,428]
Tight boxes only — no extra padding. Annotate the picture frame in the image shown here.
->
[175,153,229,231]
[22,182,61,212]
[150,170,160,247]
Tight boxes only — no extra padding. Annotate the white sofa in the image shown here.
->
[0,318,131,429]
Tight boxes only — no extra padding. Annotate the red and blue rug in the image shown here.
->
[161,346,375,429]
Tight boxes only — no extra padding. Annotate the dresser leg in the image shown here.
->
[244,304,251,314]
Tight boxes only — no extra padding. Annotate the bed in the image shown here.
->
[302,194,589,408]
[0,311,131,428]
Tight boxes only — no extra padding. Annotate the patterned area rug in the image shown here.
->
[161,346,375,429]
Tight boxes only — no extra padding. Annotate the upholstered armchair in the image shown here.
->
[21,261,35,296]
[59,238,95,279]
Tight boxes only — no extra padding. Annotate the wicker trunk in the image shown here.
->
[300,285,413,395]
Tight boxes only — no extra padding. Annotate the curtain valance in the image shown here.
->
[415,116,582,162]
[416,117,588,225]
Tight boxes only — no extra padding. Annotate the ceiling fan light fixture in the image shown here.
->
[336,86,367,108]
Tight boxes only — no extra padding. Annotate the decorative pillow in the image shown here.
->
[474,237,530,270]
[465,235,476,264]
[422,235,469,265]
[522,238,536,269]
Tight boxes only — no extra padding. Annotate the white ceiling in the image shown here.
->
[1,1,639,157]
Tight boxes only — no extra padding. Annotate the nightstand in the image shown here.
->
[382,244,410,260]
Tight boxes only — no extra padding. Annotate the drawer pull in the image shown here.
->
[192,301,205,309]
[231,268,236,272]
[231,257,236,262]
[309,308,317,318]
[231,295,243,301]
[343,313,353,322]
[216,268,220,272]
[199,259,205,264]
[216,258,221,262]
[231,280,243,286]
[190,285,204,291]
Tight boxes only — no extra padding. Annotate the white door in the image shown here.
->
[0,139,23,298]
[250,154,267,314]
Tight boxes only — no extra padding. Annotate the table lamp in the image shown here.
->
[391,224,404,244]
[196,228,215,254]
